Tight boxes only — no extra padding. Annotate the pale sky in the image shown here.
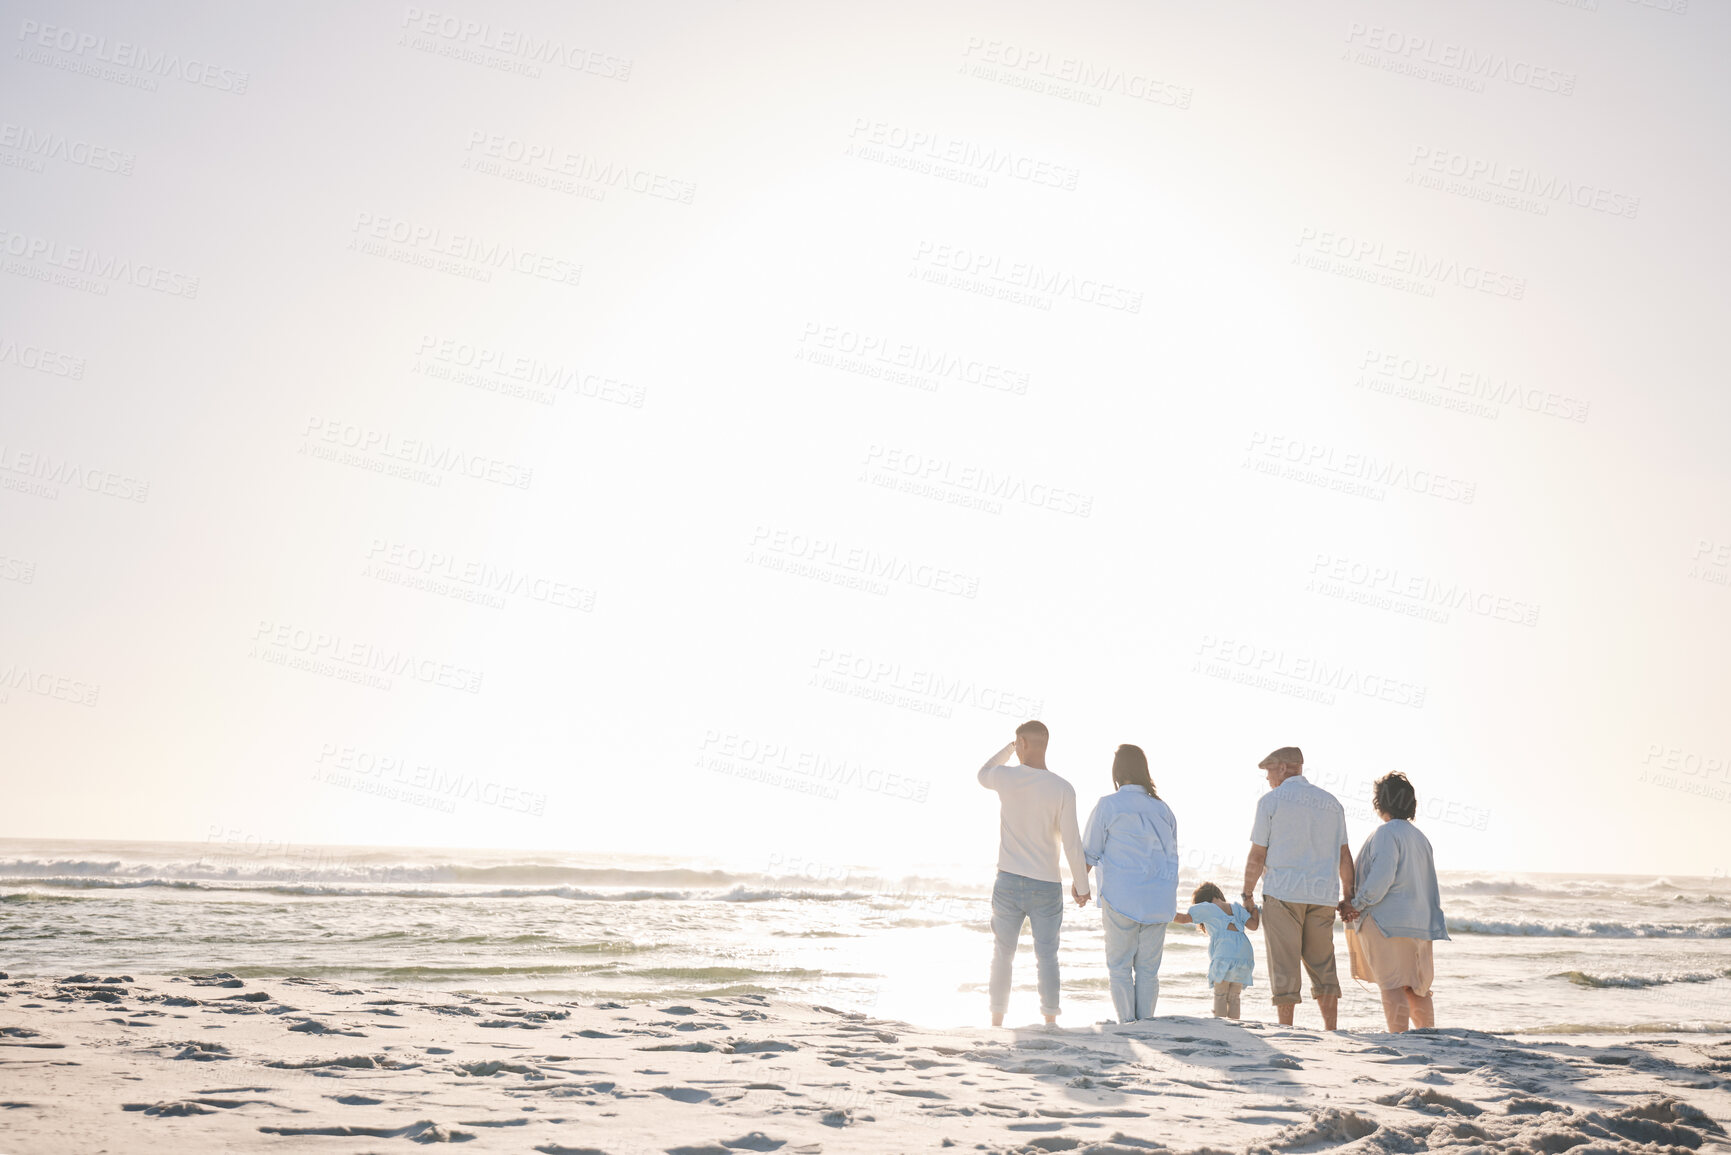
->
[3,0,1728,880]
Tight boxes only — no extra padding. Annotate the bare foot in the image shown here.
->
[991,1013,1004,1027]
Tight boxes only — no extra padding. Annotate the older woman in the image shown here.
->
[1341,772,1448,1032]
[1082,744,1179,1022]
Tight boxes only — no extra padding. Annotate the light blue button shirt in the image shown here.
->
[1350,818,1450,941]
[1083,785,1179,924]
[1188,901,1256,987]
[1249,775,1350,905]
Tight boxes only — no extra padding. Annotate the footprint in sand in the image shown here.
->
[260,1121,475,1142]
[652,1086,712,1103]
[665,1135,791,1155]
[1374,1087,1482,1116]
[288,1020,365,1037]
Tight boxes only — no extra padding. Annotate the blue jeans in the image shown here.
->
[1102,896,1167,1022]
[990,870,1063,1018]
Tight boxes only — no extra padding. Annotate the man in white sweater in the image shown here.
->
[978,720,1091,1026]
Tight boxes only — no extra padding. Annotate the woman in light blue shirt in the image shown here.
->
[1344,771,1449,1033]
[1082,744,1179,1022]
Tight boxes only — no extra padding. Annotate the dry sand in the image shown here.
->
[1,972,1727,1154]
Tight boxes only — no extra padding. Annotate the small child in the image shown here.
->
[1173,881,1258,1019]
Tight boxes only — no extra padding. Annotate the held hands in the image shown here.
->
[1336,899,1359,922]
[1239,893,1258,919]
[1072,886,1090,908]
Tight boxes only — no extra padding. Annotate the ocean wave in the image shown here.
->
[1443,878,1560,896]
[621,966,830,981]
[1448,916,1731,938]
[1441,875,1730,901]
[771,930,860,938]
[0,855,991,896]
[1555,969,1731,990]
[0,857,758,888]
[210,963,618,980]
[719,886,872,903]
[0,877,883,904]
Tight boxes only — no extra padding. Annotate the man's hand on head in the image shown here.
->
[989,740,1015,767]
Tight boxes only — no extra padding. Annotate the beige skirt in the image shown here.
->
[1348,914,1435,996]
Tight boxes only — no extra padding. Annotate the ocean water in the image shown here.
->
[2,838,1728,1037]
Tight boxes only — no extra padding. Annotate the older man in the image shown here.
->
[978,720,1091,1027]
[1241,746,1354,1030]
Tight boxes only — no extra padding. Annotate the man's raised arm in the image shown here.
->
[977,740,1016,787]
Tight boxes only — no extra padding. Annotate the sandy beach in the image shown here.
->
[2,971,1726,1154]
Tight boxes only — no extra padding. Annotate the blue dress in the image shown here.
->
[1188,901,1256,987]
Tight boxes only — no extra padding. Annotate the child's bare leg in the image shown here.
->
[1405,988,1434,1029]
[1378,986,1409,1033]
